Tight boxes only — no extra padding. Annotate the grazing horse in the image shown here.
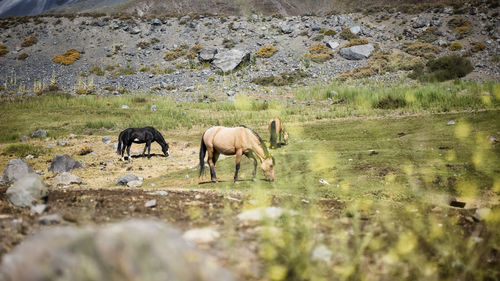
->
[268,118,289,148]
[117,126,169,161]
[199,126,275,182]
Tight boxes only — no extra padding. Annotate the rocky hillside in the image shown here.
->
[0,2,498,100]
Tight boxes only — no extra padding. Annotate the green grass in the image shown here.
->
[2,143,47,157]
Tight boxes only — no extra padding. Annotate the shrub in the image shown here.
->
[340,28,359,40]
[0,44,8,57]
[449,42,463,51]
[342,39,369,48]
[417,26,439,43]
[17,52,29,60]
[303,44,334,63]
[319,29,337,36]
[375,96,407,109]
[2,143,45,157]
[410,55,473,82]
[312,34,324,41]
[186,44,203,59]
[89,66,104,76]
[448,17,471,39]
[78,146,93,155]
[401,42,440,59]
[471,42,486,53]
[136,41,150,49]
[114,65,136,75]
[21,35,37,47]
[163,44,188,61]
[256,46,277,58]
[251,70,308,86]
[53,49,81,65]
[150,37,160,44]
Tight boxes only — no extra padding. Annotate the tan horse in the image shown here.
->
[268,118,289,148]
[199,126,275,182]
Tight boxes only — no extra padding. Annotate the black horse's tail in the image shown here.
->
[116,131,123,155]
[199,133,207,177]
[270,120,277,148]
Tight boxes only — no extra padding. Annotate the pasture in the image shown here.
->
[0,79,499,280]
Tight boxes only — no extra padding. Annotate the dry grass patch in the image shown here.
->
[340,28,359,40]
[163,44,189,61]
[449,42,463,51]
[342,38,369,48]
[401,42,440,59]
[0,44,8,57]
[256,46,277,58]
[21,35,37,47]
[448,17,471,39]
[471,42,486,53]
[17,53,29,60]
[136,41,150,49]
[303,44,334,63]
[53,49,81,65]
[186,44,203,59]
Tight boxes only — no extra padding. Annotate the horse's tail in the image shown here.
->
[116,131,123,155]
[199,133,207,177]
[270,120,277,148]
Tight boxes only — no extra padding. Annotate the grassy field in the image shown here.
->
[1,79,499,280]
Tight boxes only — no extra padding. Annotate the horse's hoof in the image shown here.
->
[211,179,218,183]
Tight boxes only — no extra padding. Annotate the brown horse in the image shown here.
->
[199,126,275,182]
[268,118,289,148]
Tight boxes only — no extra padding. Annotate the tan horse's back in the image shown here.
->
[203,126,255,155]
[268,118,283,133]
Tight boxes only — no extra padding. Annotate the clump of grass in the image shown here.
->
[113,65,136,76]
[21,35,37,47]
[53,49,81,65]
[417,26,439,43]
[471,42,486,53]
[186,44,203,59]
[85,120,114,129]
[402,42,440,59]
[311,34,324,41]
[78,146,92,155]
[132,97,147,103]
[375,96,407,109]
[448,17,471,39]
[251,70,308,86]
[410,55,473,82]
[2,143,45,157]
[256,46,277,58]
[319,28,336,36]
[342,38,369,48]
[449,41,463,51]
[340,28,359,40]
[17,52,29,60]
[163,44,189,61]
[89,65,104,76]
[0,44,8,57]
[303,44,334,63]
[150,37,160,44]
[136,41,150,49]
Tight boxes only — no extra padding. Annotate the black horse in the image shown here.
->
[117,127,169,161]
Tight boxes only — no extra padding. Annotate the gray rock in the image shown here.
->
[31,129,47,138]
[311,24,321,31]
[30,204,48,214]
[311,245,332,262]
[102,136,111,144]
[212,49,250,73]
[121,105,130,109]
[280,24,293,34]
[340,44,374,60]
[183,227,220,244]
[226,90,236,96]
[0,219,235,281]
[326,41,339,49]
[145,199,157,208]
[413,15,428,28]
[38,214,62,225]
[152,18,162,25]
[48,154,82,174]
[6,174,48,208]
[113,142,118,151]
[56,140,68,146]
[116,174,139,186]
[19,136,29,142]
[447,120,455,125]
[1,158,34,185]
[198,48,218,62]
[150,105,158,111]
[53,172,82,186]
[127,180,143,188]
[437,40,448,47]
[130,28,141,34]
[350,25,361,34]
[179,15,191,25]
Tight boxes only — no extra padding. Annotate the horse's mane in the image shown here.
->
[238,125,271,157]
[152,128,168,146]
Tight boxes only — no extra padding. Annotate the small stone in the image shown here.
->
[447,120,455,125]
[102,136,111,144]
[311,245,332,262]
[31,129,47,138]
[326,41,339,49]
[319,179,329,185]
[145,199,157,208]
[116,174,139,186]
[349,26,361,34]
[30,204,48,214]
[19,136,30,142]
[127,180,143,188]
[195,194,201,200]
[56,141,68,146]
[150,105,158,111]
[38,214,61,225]
[183,227,220,244]
[121,105,130,109]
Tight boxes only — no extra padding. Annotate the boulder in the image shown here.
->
[31,129,47,138]
[212,49,250,73]
[127,180,143,188]
[6,174,48,208]
[0,219,235,281]
[0,159,34,185]
[349,25,361,35]
[48,154,82,174]
[116,174,139,186]
[280,24,294,34]
[53,172,82,186]
[340,44,374,60]
[412,15,428,28]
[326,41,340,50]
[152,18,162,25]
[198,48,218,62]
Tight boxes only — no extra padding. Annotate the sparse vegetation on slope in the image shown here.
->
[52,49,81,65]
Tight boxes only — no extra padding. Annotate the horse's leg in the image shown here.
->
[234,149,243,182]
[207,149,217,182]
[142,143,148,157]
[245,151,258,180]
[147,141,152,159]
[126,144,132,162]
[278,129,282,148]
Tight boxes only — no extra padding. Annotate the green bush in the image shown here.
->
[411,55,473,82]
[3,143,45,157]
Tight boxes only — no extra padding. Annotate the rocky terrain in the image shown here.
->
[0,4,499,101]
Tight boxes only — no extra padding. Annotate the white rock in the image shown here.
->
[127,180,143,188]
[311,244,332,262]
[145,199,157,208]
[237,207,285,223]
[183,227,220,244]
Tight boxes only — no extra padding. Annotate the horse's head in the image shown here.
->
[283,131,289,145]
[261,157,275,181]
[162,143,170,157]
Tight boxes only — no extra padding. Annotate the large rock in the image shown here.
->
[53,172,82,186]
[198,48,218,62]
[48,154,82,174]
[31,129,47,138]
[0,159,34,185]
[6,174,48,208]
[412,15,428,28]
[212,49,250,73]
[0,220,235,281]
[340,44,374,60]
[349,25,361,35]
[116,173,139,186]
